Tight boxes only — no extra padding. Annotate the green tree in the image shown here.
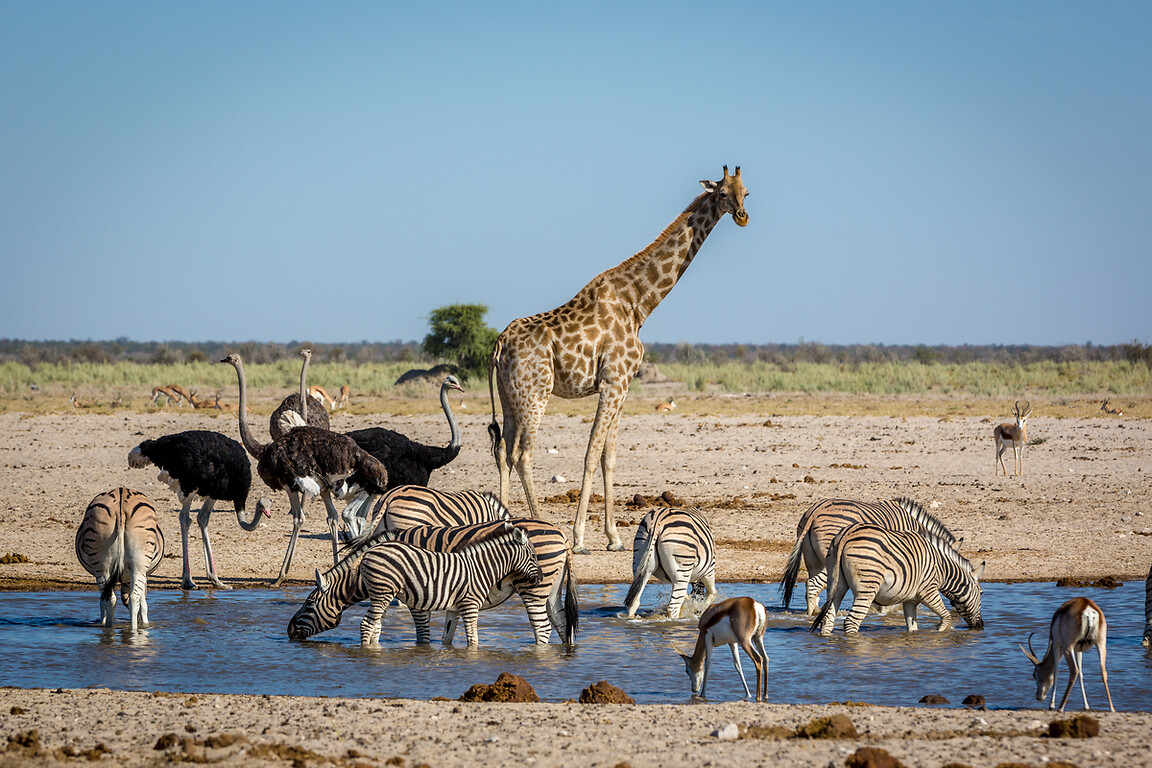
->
[422,303,500,380]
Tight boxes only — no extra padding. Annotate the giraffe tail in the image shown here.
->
[488,339,502,464]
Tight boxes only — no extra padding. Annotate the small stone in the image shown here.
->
[579,681,634,705]
[961,694,985,708]
[550,475,566,483]
[844,746,907,768]
[712,723,739,740]
[918,694,949,705]
[1049,714,1099,738]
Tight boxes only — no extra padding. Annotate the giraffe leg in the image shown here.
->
[573,385,627,553]
[196,499,229,590]
[600,414,625,550]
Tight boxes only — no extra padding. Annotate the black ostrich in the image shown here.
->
[221,352,390,586]
[345,375,465,487]
[128,430,270,590]
[269,348,330,440]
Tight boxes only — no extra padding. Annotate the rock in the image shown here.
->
[660,490,682,506]
[918,694,949,705]
[794,714,857,739]
[578,681,634,705]
[550,474,567,483]
[844,746,907,768]
[712,723,739,740]
[961,694,985,708]
[1048,714,1099,739]
[459,673,540,703]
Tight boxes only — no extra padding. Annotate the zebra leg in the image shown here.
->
[818,579,847,636]
[96,575,116,627]
[178,497,197,590]
[273,491,306,588]
[128,571,148,632]
[729,643,751,699]
[411,610,433,645]
[460,603,481,646]
[196,499,229,590]
[442,611,459,645]
[805,569,827,616]
[902,601,920,632]
[919,591,954,632]
[360,597,389,646]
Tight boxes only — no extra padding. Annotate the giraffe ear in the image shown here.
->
[700,179,718,192]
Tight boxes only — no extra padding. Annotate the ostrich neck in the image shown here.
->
[299,355,310,422]
[231,360,267,458]
[235,500,263,531]
[441,383,461,450]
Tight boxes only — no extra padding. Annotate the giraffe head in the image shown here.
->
[700,165,749,227]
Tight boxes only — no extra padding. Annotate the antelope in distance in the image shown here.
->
[167,384,194,407]
[150,385,179,406]
[308,385,334,409]
[1020,597,1114,713]
[1100,399,1123,416]
[334,385,351,409]
[655,398,676,413]
[994,400,1032,476]
[680,596,769,702]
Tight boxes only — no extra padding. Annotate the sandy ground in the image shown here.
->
[1,396,1150,767]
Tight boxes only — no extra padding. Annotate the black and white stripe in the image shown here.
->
[74,487,165,631]
[343,485,511,538]
[782,497,957,614]
[812,523,984,636]
[359,522,542,646]
[1143,562,1152,647]
[623,508,716,618]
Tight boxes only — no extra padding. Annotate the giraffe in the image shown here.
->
[488,165,750,553]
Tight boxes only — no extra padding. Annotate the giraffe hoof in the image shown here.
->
[606,542,626,552]
[572,546,591,555]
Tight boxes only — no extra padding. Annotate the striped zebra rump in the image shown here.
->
[781,497,958,614]
[74,487,165,631]
[347,485,511,540]
[624,508,716,619]
[358,523,542,646]
[812,523,983,637]
[1143,562,1152,647]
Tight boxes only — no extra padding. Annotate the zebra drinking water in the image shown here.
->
[624,508,716,618]
[811,523,984,636]
[342,485,511,539]
[358,522,542,646]
[287,518,577,644]
[782,497,958,615]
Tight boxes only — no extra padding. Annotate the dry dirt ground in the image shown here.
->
[1,393,1150,767]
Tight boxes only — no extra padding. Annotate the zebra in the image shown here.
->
[624,508,716,618]
[811,523,985,637]
[288,518,578,644]
[1142,562,1152,647]
[342,485,511,539]
[74,488,165,631]
[358,522,542,646]
[781,497,958,615]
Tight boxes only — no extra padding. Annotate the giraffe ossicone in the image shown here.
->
[488,166,750,553]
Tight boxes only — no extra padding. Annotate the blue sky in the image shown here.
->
[2,2,1149,347]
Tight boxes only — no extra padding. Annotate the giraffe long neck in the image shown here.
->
[607,192,723,325]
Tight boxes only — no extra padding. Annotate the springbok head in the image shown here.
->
[1018,632,1055,701]
[1013,400,1032,425]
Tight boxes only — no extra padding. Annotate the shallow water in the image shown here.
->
[1,582,1150,710]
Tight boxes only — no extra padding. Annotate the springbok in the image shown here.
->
[334,385,351,409]
[1100,399,1123,416]
[680,596,768,702]
[1020,596,1114,713]
[308,385,334,409]
[655,398,676,413]
[149,385,179,406]
[994,400,1032,476]
[167,384,194,407]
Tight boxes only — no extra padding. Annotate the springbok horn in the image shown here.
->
[1014,400,1022,416]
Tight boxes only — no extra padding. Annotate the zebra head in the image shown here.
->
[507,524,543,586]
[951,559,986,630]
[287,568,347,641]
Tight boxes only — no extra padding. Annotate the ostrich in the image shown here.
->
[345,375,465,488]
[221,352,390,585]
[128,430,270,589]
[269,348,330,440]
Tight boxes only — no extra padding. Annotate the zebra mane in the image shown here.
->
[327,527,398,578]
[894,497,957,543]
[457,521,517,554]
[480,491,513,520]
[916,525,977,573]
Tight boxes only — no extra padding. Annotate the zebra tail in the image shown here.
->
[622,528,657,611]
[780,536,805,610]
[562,551,579,643]
[810,532,844,634]
[100,567,122,604]
[101,526,127,605]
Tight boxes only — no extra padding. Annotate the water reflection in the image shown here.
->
[0,582,1149,709]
